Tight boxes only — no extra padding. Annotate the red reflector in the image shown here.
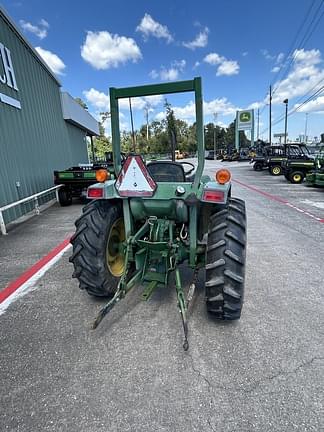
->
[88,188,103,198]
[203,190,224,202]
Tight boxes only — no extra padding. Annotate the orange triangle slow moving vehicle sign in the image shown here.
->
[115,155,157,197]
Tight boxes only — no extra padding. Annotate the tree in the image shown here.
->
[74,97,88,110]
[90,117,112,161]
[165,100,177,160]
[224,120,250,152]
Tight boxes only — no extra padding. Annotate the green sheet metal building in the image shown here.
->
[0,7,99,226]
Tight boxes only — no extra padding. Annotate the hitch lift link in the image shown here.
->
[92,218,199,351]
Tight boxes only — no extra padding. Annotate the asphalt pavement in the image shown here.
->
[0,160,323,432]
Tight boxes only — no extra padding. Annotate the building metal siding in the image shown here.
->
[0,13,88,224]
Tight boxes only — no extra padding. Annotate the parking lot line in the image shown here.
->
[0,237,71,308]
[233,178,324,223]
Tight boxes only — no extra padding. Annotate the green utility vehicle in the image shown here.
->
[251,145,288,175]
[69,78,247,350]
[250,145,284,173]
[54,153,124,206]
[282,144,315,183]
[306,146,324,187]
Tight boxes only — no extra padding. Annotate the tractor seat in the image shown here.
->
[147,161,185,182]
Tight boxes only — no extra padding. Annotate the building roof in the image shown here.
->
[61,92,99,136]
[0,6,61,86]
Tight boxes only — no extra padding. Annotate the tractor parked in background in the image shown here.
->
[54,152,125,206]
[306,146,324,187]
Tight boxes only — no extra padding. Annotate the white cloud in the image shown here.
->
[173,59,186,69]
[19,19,49,39]
[204,98,239,116]
[216,60,239,76]
[150,60,186,81]
[261,49,276,60]
[149,69,159,79]
[276,52,284,64]
[83,88,163,112]
[83,88,110,110]
[242,51,248,57]
[294,95,324,113]
[193,61,200,69]
[204,52,224,65]
[183,27,209,50]
[39,18,49,28]
[119,95,163,110]
[136,13,173,43]
[35,46,65,75]
[204,52,240,76]
[271,49,324,104]
[271,66,280,73]
[81,31,142,69]
[155,111,166,121]
[248,101,264,110]
[249,49,324,111]
[160,68,179,81]
[155,97,239,122]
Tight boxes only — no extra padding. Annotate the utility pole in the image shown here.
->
[144,104,149,143]
[129,97,136,152]
[257,108,260,140]
[213,112,218,160]
[283,98,288,145]
[304,113,308,143]
[269,85,272,145]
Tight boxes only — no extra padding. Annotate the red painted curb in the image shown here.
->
[0,237,71,304]
[233,178,324,223]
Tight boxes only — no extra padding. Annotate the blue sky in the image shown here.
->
[2,0,324,142]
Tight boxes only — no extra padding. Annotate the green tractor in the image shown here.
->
[306,146,324,187]
[69,78,247,350]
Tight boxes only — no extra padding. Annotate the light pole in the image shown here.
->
[283,98,288,144]
[213,113,218,160]
[257,108,260,141]
[304,113,308,144]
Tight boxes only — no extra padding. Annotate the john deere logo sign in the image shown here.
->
[237,110,253,130]
[240,112,251,122]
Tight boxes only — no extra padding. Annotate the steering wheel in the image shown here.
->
[180,161,195,175]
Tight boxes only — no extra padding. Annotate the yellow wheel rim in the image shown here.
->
[293,174,301,182]
[106,218,125,277]
[273,166,281,175]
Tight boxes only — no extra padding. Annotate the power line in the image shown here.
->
[260,84,324,135]
[258,0,324,124]
[270,0,318,94]
[272,0,324,97]
[300,3,324,47]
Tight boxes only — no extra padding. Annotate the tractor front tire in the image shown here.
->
[253,162,263,171]
[58,187,72,206]
[69,200,125,297]
[269,165,282,176]
[206,198,246,320]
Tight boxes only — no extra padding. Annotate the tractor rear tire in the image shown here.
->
[58,187,72,206]
[206,197,246,320]
[69,200,125,297]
